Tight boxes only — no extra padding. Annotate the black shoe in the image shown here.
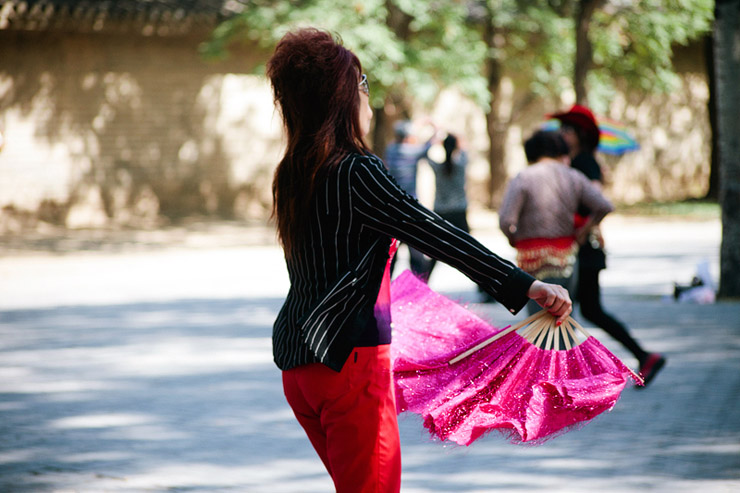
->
[637,353,666,388]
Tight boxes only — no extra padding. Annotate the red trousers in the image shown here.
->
[282,345,402,493]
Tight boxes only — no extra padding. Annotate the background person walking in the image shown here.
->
[384,119,438,277]
[499,130,613,316]
[551,104,666,387]
[424,133,470,280]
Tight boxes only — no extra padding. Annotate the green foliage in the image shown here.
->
[202,0,715,113]
[484,0,713,109]
[500,1,575,97]
[201,0,488,108]
[590,0,714,97]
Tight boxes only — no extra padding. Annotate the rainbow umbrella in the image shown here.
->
[542,117,639,155]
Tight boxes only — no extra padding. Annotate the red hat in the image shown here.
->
[548,104,601,150]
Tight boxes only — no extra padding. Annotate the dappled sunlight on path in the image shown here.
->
[1,215,738,492]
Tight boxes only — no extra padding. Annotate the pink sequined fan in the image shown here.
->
[391,271,642,445]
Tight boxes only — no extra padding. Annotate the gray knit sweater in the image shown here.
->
[498,159,614,246]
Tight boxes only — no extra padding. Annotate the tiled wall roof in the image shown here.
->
[0,0,244,34]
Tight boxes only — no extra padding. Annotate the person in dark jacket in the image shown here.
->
[552,104,666,388]
[383,119,437,276]
[267,28,573,493]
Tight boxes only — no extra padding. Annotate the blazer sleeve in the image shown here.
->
[349,154,534,314]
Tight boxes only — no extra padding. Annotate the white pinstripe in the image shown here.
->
[272,153,534,371]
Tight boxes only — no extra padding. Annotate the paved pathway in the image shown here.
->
[1,214,738,492]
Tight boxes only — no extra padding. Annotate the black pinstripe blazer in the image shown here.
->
[273,152,535,371]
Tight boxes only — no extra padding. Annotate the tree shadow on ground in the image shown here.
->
[0,297,332,492]
[1,297,739,492]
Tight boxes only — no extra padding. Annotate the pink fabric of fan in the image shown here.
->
[391,270,641,445]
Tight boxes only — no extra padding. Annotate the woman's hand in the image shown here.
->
[527,280,572,325]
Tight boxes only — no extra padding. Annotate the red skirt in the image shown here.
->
[515,236,578,280]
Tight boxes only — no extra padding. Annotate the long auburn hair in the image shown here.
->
[266,29,370,258]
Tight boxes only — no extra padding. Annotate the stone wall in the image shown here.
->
[0,29,711,233]
[0,28,280,231]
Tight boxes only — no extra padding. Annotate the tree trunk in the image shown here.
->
[374,0,414,158]
[574,0,602,104]
[704,33,720,201]
[484,7,508,208]
[714,0,740,298]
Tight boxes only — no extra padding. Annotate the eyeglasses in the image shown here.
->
[359,74,369,95]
